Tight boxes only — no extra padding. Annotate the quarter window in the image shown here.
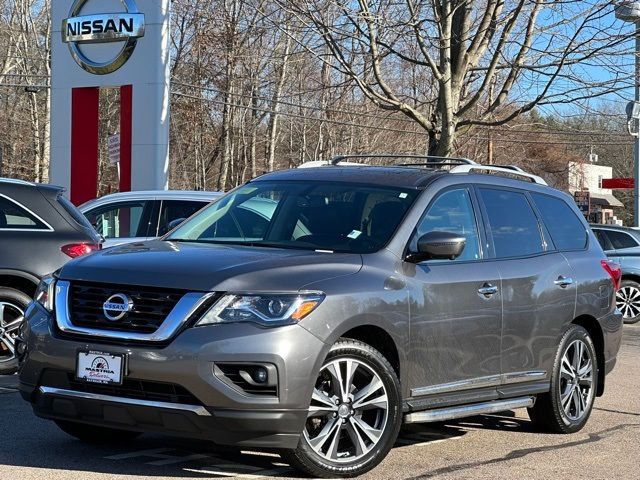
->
[530,193,587,251]
[479,188,544,258]
[0,195,48,230]
[411,188,481,262]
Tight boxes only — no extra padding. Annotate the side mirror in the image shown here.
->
[166,217,187,232]
[406,231,466,263]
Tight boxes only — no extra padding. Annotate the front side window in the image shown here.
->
[410,188,481,262]
[158,200,208,236]
[530,193,587,251]
[168,181,419,253]
[0,195,48,230]
[85,201,150,239]
[479,188,544,258]
[605,230,639,250]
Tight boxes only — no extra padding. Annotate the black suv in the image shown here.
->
[0,178,101,374]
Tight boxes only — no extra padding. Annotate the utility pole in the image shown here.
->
[615,2,640,226]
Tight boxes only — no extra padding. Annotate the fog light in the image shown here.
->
[253,367,268,384]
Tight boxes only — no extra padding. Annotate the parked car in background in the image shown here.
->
[79,190,221,247]
[19,158,622,478]
[0,178,102,374]
[591,224,640,324]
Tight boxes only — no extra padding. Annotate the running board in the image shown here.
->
[404,396,535,424]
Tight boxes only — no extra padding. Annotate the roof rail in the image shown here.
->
[330,154,476,166]
[449,165,547,185]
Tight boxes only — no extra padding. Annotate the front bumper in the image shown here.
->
[19,302,329,449]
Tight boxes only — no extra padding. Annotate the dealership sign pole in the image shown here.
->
[50,0,170,205]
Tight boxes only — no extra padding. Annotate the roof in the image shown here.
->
[253,166,443,189]
[79,190,222,210]
[590,224,640,233]
[0,177,64,195]
[590,192,624,208]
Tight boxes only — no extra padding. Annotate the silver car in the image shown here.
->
[80,190,221,247]
[591,224,640,324]
[19,159,623,478]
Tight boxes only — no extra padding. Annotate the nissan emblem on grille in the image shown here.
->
[102,293,133,321]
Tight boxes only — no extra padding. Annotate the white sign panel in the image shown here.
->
[108,133,121,164]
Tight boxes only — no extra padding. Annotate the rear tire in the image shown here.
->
[528,325,597,433]
[55,420,142,443]
[0,287,31,375]
[281,339,402,478]
[616,279,640,324]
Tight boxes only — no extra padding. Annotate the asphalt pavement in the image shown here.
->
[0,325,638,479]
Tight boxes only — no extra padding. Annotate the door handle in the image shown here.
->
[554,276,574,288]
[478,283,498,297]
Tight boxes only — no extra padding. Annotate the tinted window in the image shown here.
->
[85,201,150,239]
[593,229,613,251]
[606,230,638,250]
[158,200,208,236]
[168,182,418,253]
[0,195,48,230]
[479,188,544,258]
[411,188,480,262]
[531,193,587,250]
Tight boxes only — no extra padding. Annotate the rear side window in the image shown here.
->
[593,229,613,251]
[530,193,587,251]
[605,230,639,250]
[85,201,152,239]
[0,195,49,230]
[479,188,544,258]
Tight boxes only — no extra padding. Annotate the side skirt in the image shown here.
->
[404,396,535,424]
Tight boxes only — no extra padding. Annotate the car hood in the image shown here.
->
[58,240,363,292]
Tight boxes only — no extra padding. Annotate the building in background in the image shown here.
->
[568,161,624,225]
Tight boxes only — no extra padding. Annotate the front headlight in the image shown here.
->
[196,292,325,328]
[34,275,56,312]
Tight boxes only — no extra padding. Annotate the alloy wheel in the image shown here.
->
[616,285,640,320]
[559,339,594,423]
[304,357,389,463]
[0,301,24,362]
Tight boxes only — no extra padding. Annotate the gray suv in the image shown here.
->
[18,158,623,478]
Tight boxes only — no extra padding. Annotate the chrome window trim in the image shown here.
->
[38,386,211,417]
[411,371,547,397]
[55,280,215,342]
[0,193,54,232]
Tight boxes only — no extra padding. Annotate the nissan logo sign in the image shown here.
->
[61,0,145,75]
[103,293,134,322]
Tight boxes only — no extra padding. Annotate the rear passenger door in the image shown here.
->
[477,188,577,389]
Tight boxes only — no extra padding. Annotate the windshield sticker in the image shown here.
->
[347,230,362,239]
[399,192,408,199]
[237,187,258,195]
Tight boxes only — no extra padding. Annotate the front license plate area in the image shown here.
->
[76,351,125,385]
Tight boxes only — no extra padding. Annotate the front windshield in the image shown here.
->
[167,181,419,254]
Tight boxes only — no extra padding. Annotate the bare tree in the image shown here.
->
[281,0,632,156]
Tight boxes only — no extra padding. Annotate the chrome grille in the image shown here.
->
[69,282,187,334]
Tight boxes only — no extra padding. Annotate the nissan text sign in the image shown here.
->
[61,0,145,75]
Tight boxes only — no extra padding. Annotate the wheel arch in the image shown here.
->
[572,315,605,396]
[0,270,39,297]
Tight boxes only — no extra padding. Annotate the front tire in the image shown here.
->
[55,420,142,443]
[0,287,30,375]
[282,339,402,478]
[528,325,597,433]
[616,279,640,324]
